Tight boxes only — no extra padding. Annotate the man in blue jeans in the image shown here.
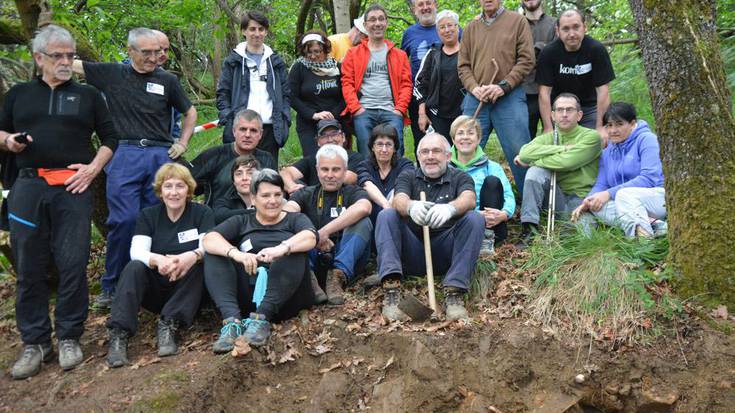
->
[284,144,372,306]
[376,133,483,321]
[73,28,197,309]
[341,4,412,156]
[457,0,534,193]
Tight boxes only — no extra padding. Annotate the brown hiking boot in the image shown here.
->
[381,279,409,322]
[325,269,346,305]
[310,271,327,304]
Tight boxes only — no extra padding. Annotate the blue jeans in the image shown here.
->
[462,87,531,194]
[102,144,170,293]
[352,109,405,156]
[309,217,372,281]
[376,208,484,290]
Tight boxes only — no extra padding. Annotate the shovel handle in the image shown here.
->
[420,192,438,312]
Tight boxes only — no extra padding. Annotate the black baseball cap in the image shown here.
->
[317,119,342,136]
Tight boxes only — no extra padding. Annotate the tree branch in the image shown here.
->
[602,37,639,46]
[216,0,240,26]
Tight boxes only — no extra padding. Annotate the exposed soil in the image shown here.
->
[1,246,734,413]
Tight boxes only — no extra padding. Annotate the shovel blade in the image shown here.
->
[398,293,433,321]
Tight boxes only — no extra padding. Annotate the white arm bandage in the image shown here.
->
[130,235,153,268]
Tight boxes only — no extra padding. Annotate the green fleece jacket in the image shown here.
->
[518,125,601,197]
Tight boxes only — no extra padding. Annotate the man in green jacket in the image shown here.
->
[513,93,601,244]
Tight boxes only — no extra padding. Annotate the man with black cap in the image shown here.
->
[281,119,364,194]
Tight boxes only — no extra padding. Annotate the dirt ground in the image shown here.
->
[1,247,734,413]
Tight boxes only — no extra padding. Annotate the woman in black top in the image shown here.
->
[414,10,464,140]
[356,123,415,224]
[213,154,260,224]
[106,163,214,368]
[203,169,317,352]
[288,30,346,157]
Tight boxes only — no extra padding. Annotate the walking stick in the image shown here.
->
[546,123,559,241]
[471,59,500,120]
[420,192,438,313]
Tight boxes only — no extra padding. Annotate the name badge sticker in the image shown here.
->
[178,228,199,244]
[146,82,165,95]
[241,239,253,252]
[330,207,339,218]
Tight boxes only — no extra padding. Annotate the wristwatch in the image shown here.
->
[497,80,511,94]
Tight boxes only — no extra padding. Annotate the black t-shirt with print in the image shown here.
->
[212,211,316,254]
[535,37,615,108]
[134,202,214,255]
[289,184,367,241]
[83,62,192,142]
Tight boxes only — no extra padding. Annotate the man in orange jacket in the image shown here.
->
[341,4,412,157]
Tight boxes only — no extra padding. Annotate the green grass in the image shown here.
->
[524,223,679,344]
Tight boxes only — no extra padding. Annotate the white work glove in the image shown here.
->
[408,200,434,226]
[425,203,457,229]
[168,142,187,159]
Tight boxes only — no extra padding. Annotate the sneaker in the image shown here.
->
[11,342,53,379]
[480,229,495,257]
[242,313,270,347]
[310,271,327,304]
[515,223,538,250]
[381,280,409,322]
[157,319,178,357]
[92,290,115,312]
[651,220,668,237]
[106,328,129,368]
[325,269,347,305]
[444,287,469,321]
[213,317,244,354]
[58,339,83,371]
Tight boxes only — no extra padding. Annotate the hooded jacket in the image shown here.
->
[450,147,516,217]
[340,38,412,125]
[588,120,664,198]
[216,42,291,146]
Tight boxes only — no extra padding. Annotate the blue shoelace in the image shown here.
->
[219,321,244,338]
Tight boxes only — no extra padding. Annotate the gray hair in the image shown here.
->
[417,132,451,153]
[127,27,158,48]
[436,10,459,26]
[316,144,349,167]
[250,168,284,194]
[32,25,76,53]
[233,108,263,130]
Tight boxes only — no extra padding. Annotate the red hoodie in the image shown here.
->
[340,38,412,125]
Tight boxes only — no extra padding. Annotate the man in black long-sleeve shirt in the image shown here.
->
[0,25,118,379]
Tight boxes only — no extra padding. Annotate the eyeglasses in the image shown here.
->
[41,52,78,61]
[366,16,387,23]
[318,131,343,139]
[438,23,458,31]
[553,107,579,114]
[417,148,446,156]
[132,47,163,57]
[374,142,394,149]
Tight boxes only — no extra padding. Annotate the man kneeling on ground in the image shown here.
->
[376,133,484,321]
[284,144,372,306]
[513,93,601,246]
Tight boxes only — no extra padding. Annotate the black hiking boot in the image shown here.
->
[157,318,178,357]
[515,223,539,250]
[106,328,129,368]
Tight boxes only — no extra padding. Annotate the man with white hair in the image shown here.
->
[284,144,372,306]
[1,25,119,378]
[72,28,197,310]
[375,133,484,321]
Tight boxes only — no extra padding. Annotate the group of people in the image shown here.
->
[0,0,667,380]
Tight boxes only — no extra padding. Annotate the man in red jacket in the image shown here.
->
[341,4,412,157]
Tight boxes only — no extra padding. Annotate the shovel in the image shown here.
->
[398,192,438,321]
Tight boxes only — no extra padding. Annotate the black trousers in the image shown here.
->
[107,260,204,336]
[10,177,93,344]
[479,175,508,243]
[427,113,456,143]
[204,252,314,322]
[256,124,279,166]
[296,117,319,158]
[526,94,540,139]
[408,98,426,150]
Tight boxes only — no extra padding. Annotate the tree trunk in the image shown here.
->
[628,0,735,306]
[296,0,315,50]
[333,0,351,33]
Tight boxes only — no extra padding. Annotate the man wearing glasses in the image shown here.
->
[513,93,601,246]
[0,25,119,378]
[281,120,364,194]
[72,27,197,310]
[375,133,484,322]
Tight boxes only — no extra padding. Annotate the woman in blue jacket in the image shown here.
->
[449,116,515,255]
[216,11,290,164]
[571,102,666,238]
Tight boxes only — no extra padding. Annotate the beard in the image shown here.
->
[418,11,436,26]
[523,1,541,12]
